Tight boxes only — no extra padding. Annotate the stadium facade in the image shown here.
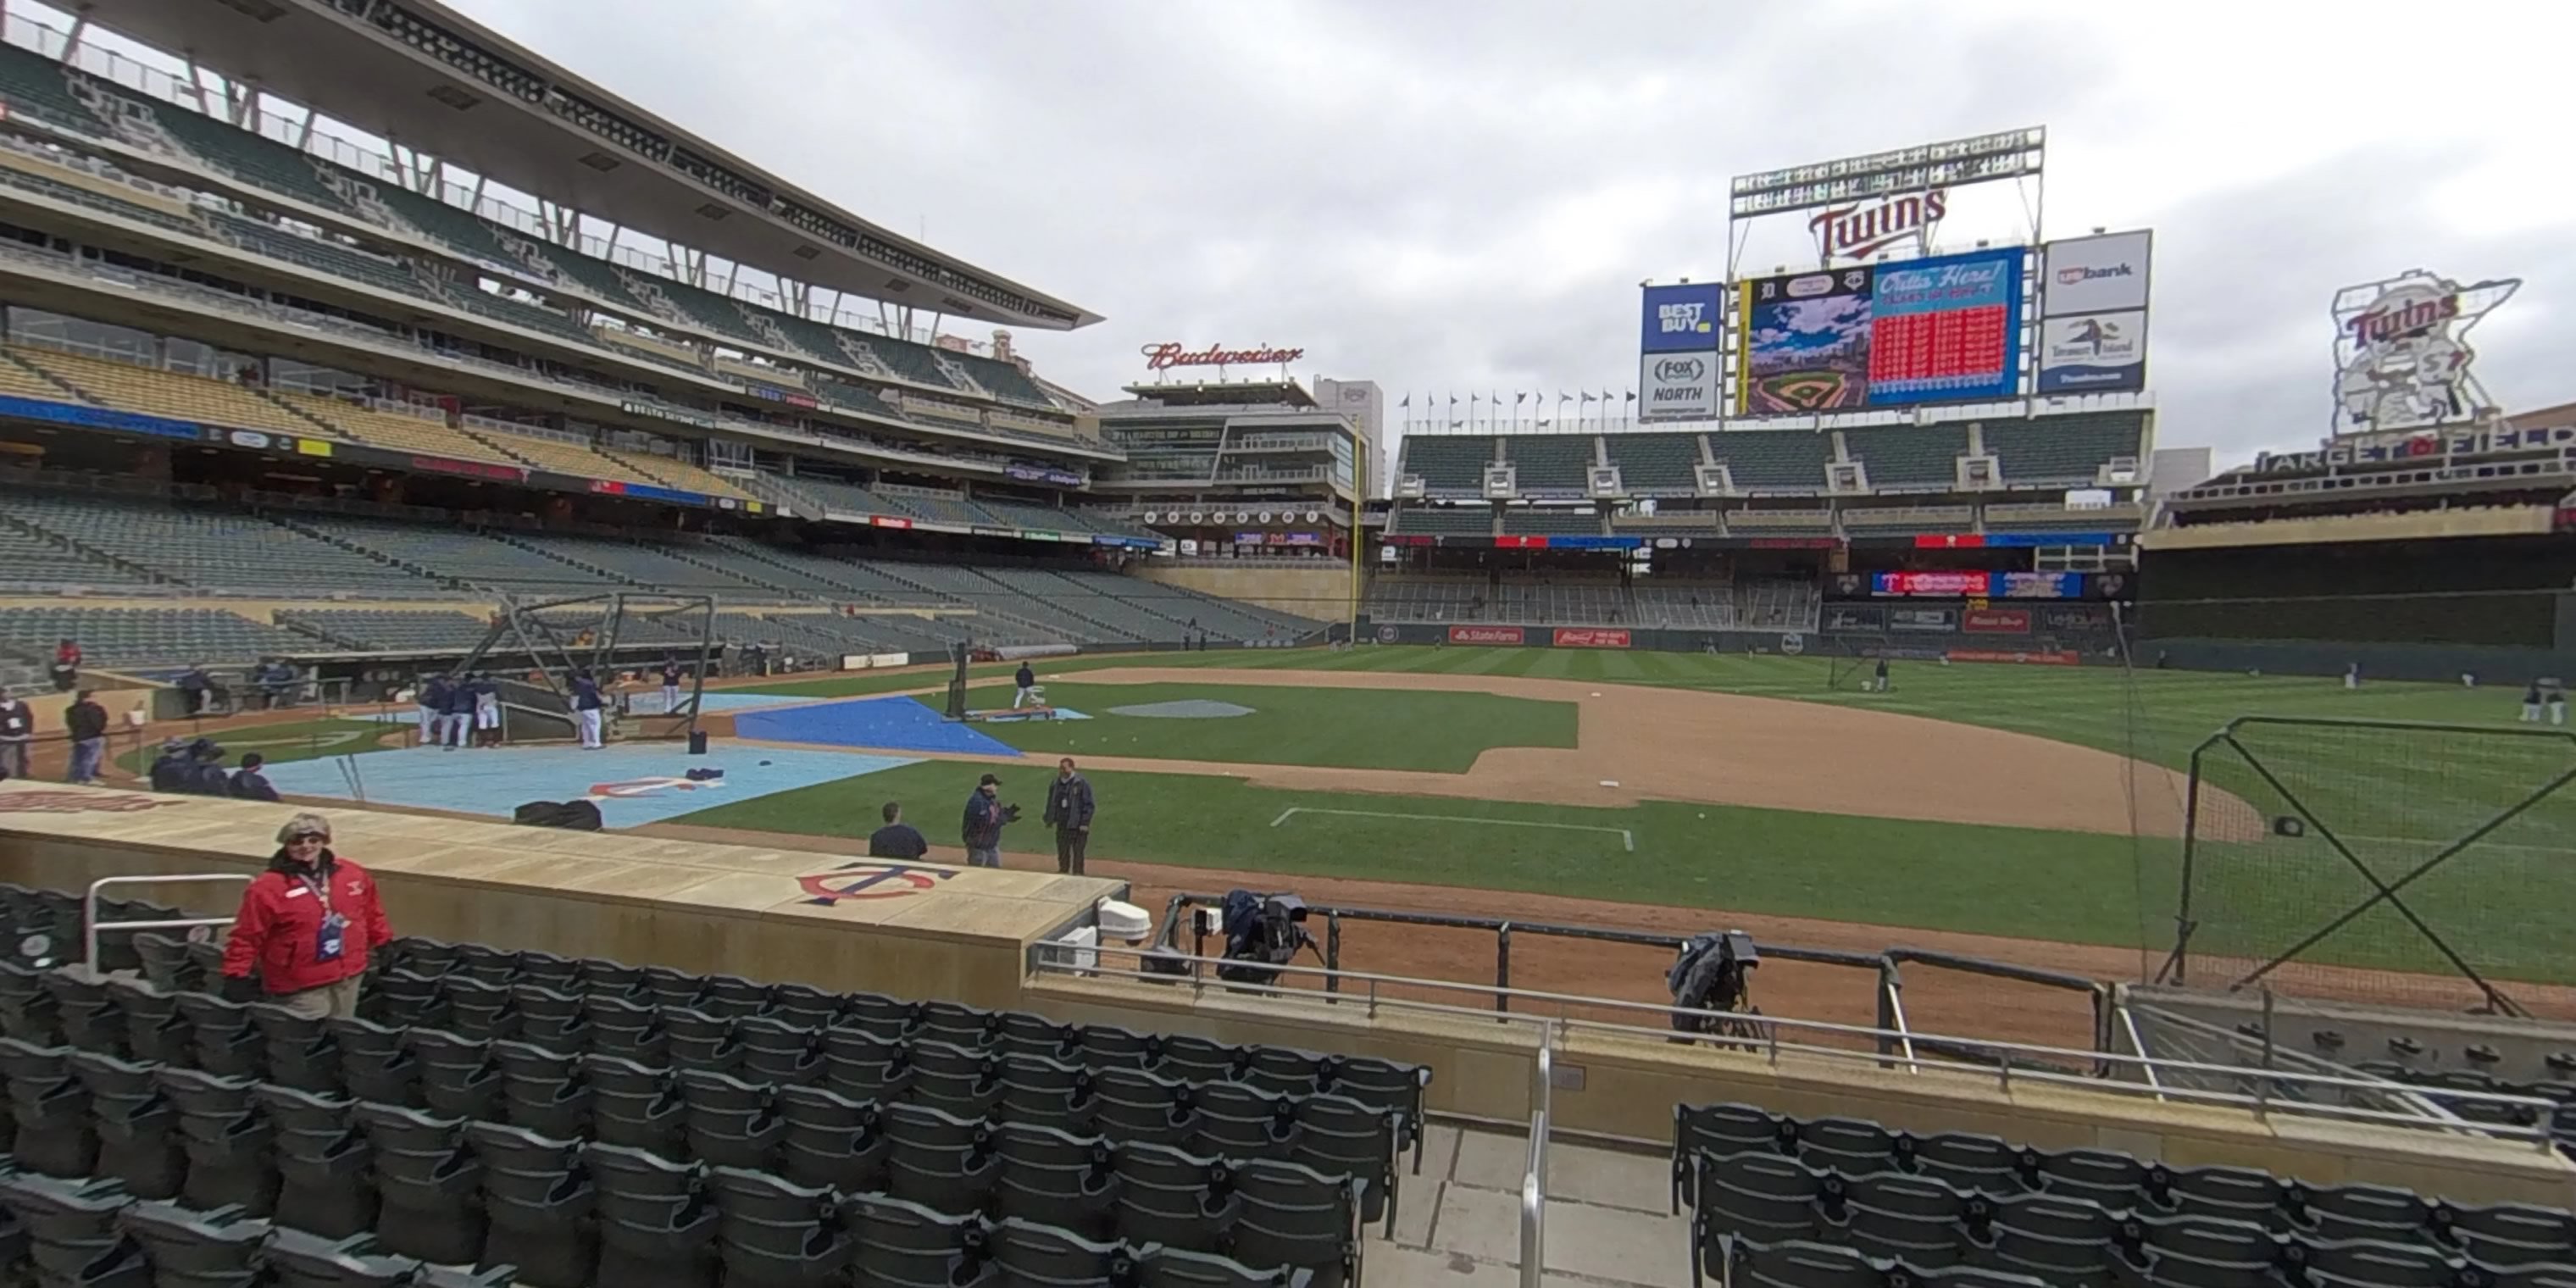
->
[0,0,1327,688]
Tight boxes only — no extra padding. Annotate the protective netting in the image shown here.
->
[2162,718,2576,1018]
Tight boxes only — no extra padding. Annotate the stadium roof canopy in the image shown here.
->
[1119,380,1319,409]
[71,0,1099,331]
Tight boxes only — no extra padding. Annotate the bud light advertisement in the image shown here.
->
[1865,247,2025,406]
[1641,283,1725,354]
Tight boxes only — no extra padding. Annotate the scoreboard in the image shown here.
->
[1864,247,2024,405]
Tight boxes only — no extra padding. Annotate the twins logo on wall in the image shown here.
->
[798,863,958,904]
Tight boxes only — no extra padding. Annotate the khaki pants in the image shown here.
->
[271,976,364,1019]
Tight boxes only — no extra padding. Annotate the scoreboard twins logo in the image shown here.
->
[797,862,958,904]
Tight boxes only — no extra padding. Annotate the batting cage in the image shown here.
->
[2155,716,2576,1019]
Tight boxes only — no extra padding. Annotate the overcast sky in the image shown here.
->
[437,2,2564,463]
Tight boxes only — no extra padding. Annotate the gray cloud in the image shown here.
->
[447,0,2573,467]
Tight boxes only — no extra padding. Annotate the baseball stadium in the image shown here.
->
[0,6,2568,1288]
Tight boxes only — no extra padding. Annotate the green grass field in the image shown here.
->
[696,647,2576,982]
[933,680,1576,772]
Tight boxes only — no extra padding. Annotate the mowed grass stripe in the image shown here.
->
[939,681,1576,773]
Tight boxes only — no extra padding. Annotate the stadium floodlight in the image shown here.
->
[1729,127,2045,218]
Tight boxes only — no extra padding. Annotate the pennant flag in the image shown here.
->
[1398,394,1410,408]
[1581,391,1596,403]
[1514,391,1527,405]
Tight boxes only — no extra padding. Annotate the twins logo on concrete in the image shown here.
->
[797,862,958,904]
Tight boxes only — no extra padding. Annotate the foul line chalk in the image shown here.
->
[1269,806,1634,852]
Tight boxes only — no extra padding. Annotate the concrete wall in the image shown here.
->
[1134,563,1352,619]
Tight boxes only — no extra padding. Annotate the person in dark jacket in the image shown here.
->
[229,752,280,802]
[63,689,107,785]
[178,663,214,715]
[419,673,452,747]
[866,802,929,860]
[961,772,1017,868]
[1013,662,1039,709]
[442,675,477,750]
[147,738,190,791]
[660,658,684,713]
[571,669,605,748]
[219,812,391,1019]
[1042,757,1095,875]
[186,740,232,795]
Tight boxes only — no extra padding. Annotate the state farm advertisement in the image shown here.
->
[1448,625,1524,645]
[1962,608,2032,635]
[1552,628,1631,648]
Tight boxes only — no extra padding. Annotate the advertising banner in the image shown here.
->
[1996,571,2082,599]
[1874,570,1992,597]
[1823,605,1885,633]
[2041,230,2151,316]
[1946,648,2080,666]
[1641,283,1725,353]
[1890,607,1960,633]
[2041,605,2113,631]
[1737,266,1874,414]
[2036,310,2147,394]
[1963,608,2033,634]
[1552,628,1632,649]
[1867,247,2025,405]
[1640,351,1721,421]
[1448,625,1524,645]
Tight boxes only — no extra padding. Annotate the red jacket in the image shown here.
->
[219,852,391,994]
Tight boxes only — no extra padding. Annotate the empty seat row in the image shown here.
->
[3,958,1410,1235]
[0,1174,511,1288]
[1699,1174,2576,1288]
[0,1159,1309,1288]
[0,1024,1356,1286]
[354,938,1428,1159]
[1678,1102,2576,1287]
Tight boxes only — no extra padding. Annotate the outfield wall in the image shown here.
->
[1361,619,2117,667]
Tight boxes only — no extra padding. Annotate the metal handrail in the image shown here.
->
[1044,946,2562,1147]
[82,874,247,974]
[1519,1021,1553,1288]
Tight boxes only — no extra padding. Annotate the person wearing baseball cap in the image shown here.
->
[961,772,1019,869]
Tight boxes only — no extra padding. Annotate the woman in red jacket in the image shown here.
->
[219,812,392,1019]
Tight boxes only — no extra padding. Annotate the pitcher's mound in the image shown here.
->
[1108,699,1255,719]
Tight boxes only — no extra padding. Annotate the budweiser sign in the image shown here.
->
[1809,190,1946,263]
[1140,342,1305,372]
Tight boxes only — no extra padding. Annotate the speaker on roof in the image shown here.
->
[1188,512,1204,524]
[1257,511,1274,524]
[1304,511,1320,523]
[1142,511,1159,524]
